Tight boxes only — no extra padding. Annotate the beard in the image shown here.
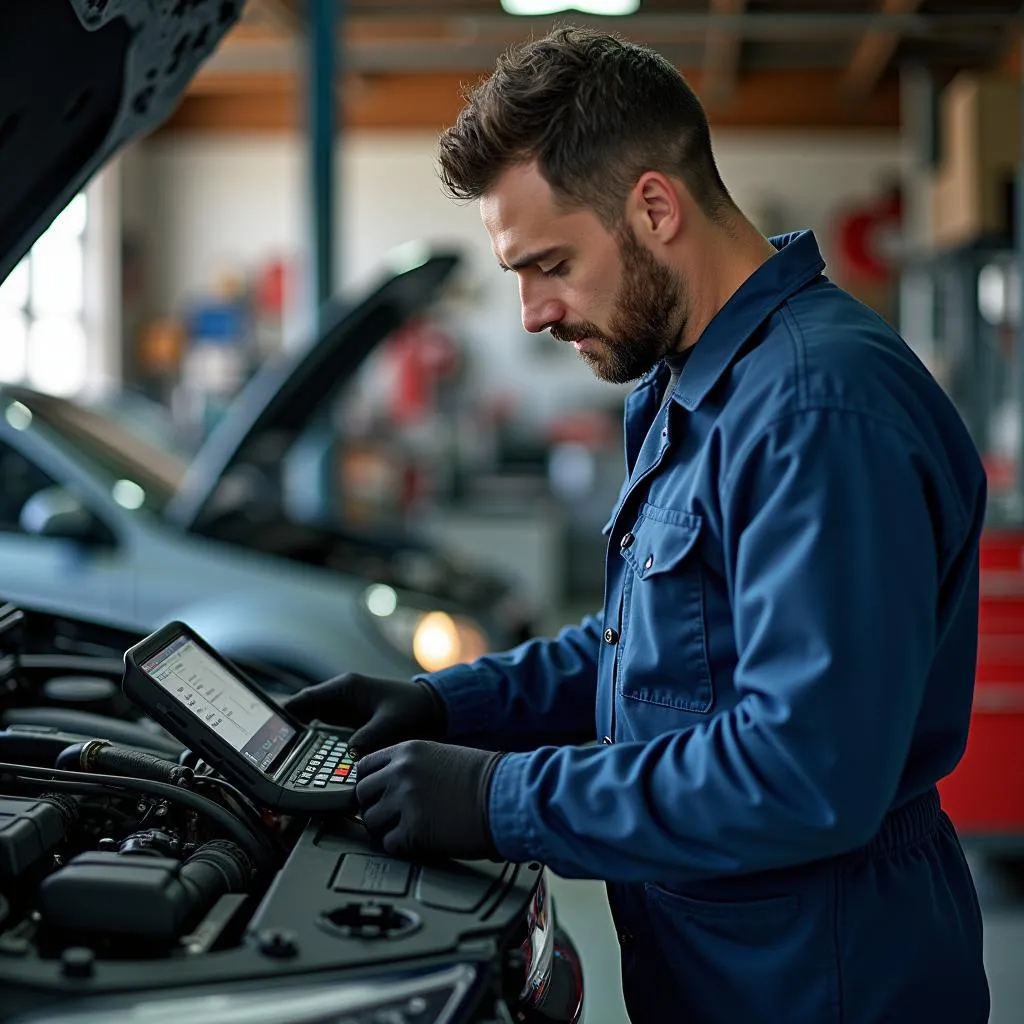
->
[551,225,688,384]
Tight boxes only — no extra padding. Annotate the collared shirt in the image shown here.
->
[426,230,987,884]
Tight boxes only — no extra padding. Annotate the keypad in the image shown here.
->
[292,734,357,789]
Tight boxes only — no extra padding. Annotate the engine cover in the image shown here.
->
[0,816,542,1018]
[0,798,66,880]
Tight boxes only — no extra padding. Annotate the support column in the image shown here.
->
[308,0,341,326]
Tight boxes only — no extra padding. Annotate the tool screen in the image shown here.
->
[141,635,296,773]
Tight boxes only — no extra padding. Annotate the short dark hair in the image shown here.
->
[437,26,733,227]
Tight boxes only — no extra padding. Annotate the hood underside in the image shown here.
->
[0,0,243,285]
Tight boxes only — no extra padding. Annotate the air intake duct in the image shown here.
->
[39,839,252,941]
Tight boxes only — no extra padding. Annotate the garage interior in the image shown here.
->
[2,1,1024,1021]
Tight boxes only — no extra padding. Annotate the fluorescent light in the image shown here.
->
[501,0,639,14]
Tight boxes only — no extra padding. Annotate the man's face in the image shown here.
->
[481,161,688,384]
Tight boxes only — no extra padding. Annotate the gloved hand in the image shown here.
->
[355,740,504,861]
[283,674,446,756]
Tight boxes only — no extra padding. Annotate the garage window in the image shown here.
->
[0,194,88,397]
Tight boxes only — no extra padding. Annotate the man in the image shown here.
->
[287,27,990,1023]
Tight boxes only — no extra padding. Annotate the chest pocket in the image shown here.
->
[619,504,713,713]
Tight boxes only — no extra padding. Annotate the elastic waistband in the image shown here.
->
[846,786,941,864]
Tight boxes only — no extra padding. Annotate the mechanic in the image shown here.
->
[286,27,991,1024]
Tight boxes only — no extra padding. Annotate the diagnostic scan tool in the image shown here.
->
[123,622,358,814]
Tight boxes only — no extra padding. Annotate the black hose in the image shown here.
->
[0,761,278,872]
[38,792,79,832]
[177,839,253,923]
[55,740,192,786]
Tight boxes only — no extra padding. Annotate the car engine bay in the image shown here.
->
[0,605,581,1024]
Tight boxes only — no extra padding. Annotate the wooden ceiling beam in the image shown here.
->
[703,0,747,110]
[158,67,900,134]
[841,0,924,101]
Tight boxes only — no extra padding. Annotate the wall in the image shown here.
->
[132,131,910,421]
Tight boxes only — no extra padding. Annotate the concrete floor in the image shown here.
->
[549,848,1024,1023]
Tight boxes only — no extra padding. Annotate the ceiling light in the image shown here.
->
[501,0,640,15]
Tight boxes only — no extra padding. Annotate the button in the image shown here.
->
[603,627,619,645]
[313,779,328,787]
[619,532,634,549]
[644,554,654,570]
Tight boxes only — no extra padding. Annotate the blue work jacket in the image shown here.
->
[424,231,990,1022]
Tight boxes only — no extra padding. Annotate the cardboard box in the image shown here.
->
[932,73,1020,250]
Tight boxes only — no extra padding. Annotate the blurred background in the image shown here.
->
[3,1,1024,1020]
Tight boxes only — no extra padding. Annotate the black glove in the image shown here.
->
[355,740,504,861]
[283,674,446,756]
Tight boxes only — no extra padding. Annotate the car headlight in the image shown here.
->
[12,964,479,1024]
[363,585,490,672]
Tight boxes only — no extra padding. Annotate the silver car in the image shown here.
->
[0,254,531,682]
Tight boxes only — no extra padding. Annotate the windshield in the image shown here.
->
[6,389,187,513]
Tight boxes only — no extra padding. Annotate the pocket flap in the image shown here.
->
[622,506,703,579]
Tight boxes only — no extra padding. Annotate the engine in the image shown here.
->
[0,605,582,1024]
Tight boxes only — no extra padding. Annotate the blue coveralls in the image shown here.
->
[423,231,991,1023]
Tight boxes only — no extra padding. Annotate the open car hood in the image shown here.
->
[164,248,461,530]
[0,0,242,284]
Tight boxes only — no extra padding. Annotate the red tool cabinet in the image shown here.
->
[938,531,1024,844]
